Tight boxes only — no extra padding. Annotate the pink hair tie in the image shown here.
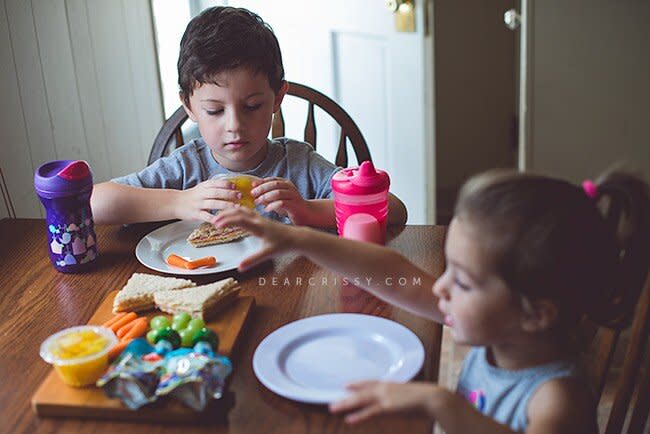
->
[582,180,598,199]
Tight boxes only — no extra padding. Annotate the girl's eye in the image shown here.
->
[245,104,262,111]
[454,278,471,291]
[206,109,224,116]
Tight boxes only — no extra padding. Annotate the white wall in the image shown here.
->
[151,0,193,118]
[527,0,650,182]
[0,0,164,218]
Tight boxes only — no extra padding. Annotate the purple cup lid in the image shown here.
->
[34,160,93,198]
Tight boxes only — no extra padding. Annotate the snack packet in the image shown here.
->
[96,339,162,409]
[155,342,232,411]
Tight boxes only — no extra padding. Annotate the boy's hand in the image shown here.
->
[213,206,300,271]
[177,179,242,223]
[251,177,314,225]
[329,381,438,424]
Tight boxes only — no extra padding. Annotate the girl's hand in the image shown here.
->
[251,177,314,225]
[213,207,301,271]
[329,381,438,424]
[176,179,241,223]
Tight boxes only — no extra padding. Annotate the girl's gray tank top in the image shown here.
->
[456,347,589,431]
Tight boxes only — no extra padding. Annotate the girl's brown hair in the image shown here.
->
[455,169,650,328]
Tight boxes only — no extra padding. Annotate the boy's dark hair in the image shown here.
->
[178,6,285,106]
[455,169,650,330]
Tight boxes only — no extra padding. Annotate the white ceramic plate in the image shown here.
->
[253,313,425,404]
[135,220,263,275]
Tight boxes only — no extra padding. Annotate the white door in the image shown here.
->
[517,0,650,181]
[221,0,433,224]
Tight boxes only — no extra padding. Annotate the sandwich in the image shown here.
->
[187,222,249,247]
[113,273,196,313]
[153,277,240,320]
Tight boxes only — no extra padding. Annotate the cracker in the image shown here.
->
[187,222,249,247]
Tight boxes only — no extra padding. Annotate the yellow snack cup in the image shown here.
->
[213,174,261,209]
[40,325,117,387]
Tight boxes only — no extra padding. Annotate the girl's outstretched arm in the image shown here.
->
[332,382,514,433]
[330,380,595,434]
[213,207,442,322]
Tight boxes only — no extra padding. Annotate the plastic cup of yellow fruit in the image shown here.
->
[212,174,261,209]
[39,325,118,387]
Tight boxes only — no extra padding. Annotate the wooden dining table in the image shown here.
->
[0,218,447,434]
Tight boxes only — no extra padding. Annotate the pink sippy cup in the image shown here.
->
[331,161,390,244]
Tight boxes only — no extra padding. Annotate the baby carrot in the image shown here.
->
[102,312,127,328]
[108,338,133,361]
[186,256,217,270]
[109,312,137,333]
[122,317,148,340]
[116,318,139,339]
[167,254,190,268]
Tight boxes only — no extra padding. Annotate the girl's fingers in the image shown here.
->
[212,212,248,228]
[213,206,254,223]
[197,210,217,224]
[215,213,267,238]
[344,405,382,424]
[346,380,379,390]
[330,390,376,412]
[239,246,277,271]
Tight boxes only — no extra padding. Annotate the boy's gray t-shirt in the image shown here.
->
[112,137,339,221]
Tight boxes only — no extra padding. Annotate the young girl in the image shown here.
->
[214,169,649,433]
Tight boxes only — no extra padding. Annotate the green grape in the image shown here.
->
[185,318,205,336]
[146,329,159,344]
[191,328,219,351]
[178,328,194,347]
[150,315,170,331]
[188,318,205,329]
[155,327,181,348]
[171,312,191,331]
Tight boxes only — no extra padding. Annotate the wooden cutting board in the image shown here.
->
[32,291,255,423]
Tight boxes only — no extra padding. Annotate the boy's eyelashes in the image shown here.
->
[204,104,263,116]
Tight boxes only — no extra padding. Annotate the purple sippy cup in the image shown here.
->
[34,160,98,273]
[331,161,390,244]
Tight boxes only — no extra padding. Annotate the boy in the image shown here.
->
[91,6,407,228]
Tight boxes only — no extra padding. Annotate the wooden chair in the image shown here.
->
[0,166,16,218]
[582,187,650,433]
[585,274,649,434]
[604,277,650,434]
[148,81,371,167]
